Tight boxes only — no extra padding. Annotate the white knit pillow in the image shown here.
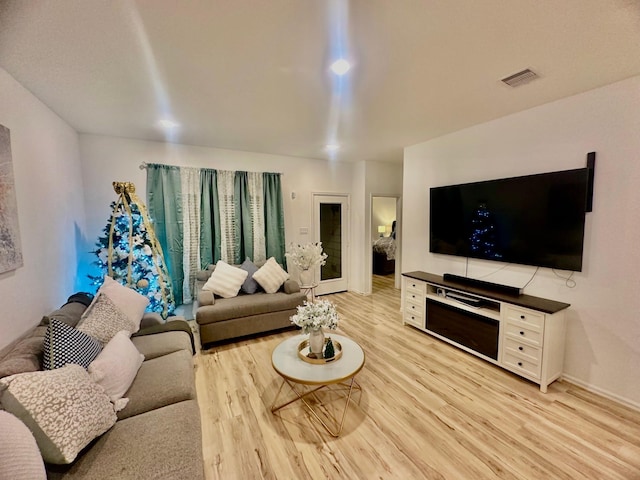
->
[252,257,290,293]
[0,410,46,479]
[88,331,144,411]
[202,260,249,298]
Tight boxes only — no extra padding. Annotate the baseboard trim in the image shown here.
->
[561,374,640,412]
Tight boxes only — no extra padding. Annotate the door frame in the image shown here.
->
[369,194,402,293]
[312,192,350,296]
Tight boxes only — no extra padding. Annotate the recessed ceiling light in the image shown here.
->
[330,59,351,75]
[325,144,340,152]
[157,118,180,129]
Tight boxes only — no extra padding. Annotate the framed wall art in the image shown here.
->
[0,124,23,273]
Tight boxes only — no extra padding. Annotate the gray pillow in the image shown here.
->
[240,258,261,294]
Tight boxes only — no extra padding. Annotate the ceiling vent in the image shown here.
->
[501,68,538,87]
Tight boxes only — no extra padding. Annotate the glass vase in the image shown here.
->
[308,328,325,356]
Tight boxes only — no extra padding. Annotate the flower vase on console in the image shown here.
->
[308,328,325,356]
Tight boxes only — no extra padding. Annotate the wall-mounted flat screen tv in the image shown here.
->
[430,168,589,271]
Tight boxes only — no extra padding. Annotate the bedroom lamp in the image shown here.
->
[378,225,386,237]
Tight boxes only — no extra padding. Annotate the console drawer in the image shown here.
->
[504,323,542,347]
[503,352,541,379]
[404,310,423,328]
[404,279,426,296]
[404,289,423,305]
[503,338,542,364]
[504,305,544,328]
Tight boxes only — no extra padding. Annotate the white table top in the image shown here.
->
[271,333,365,385]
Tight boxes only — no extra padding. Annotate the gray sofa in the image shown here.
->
[195,264,307,347]
[0,295,203,480]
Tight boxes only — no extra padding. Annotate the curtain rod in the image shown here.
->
[138,161,282,175]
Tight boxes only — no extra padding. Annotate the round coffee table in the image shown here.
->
[270,333,365,437]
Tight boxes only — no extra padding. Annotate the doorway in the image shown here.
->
[313,194,349,296]
[371,195,400,292]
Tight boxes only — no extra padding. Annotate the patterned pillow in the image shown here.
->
[240,258,261,294]
[0,364,117,465]
[252,257,290,293]
[95,276,149,332]
[202,260,249,298]
[42,318,102,370]
[77,293,137,345]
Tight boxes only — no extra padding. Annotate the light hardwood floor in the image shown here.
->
[194,275,640,479]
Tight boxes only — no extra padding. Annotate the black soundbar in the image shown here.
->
[442,273,522,297]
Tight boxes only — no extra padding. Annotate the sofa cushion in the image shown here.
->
[196,291,306,325]
[0,336,43,378]
[131,330,193,360]
[0,410,46,480]
[42,318,103,370]
[77,293,137,345]
[116,349,195,420]
[240,258,261,294]
[252,257,290,293]
[0,365,117,465]
[46,400,203,480]
[202,260,248,298]
[88,331,144,411]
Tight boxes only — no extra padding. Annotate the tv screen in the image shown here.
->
[430,169,588,271]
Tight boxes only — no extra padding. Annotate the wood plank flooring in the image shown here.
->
[194,274,640,479]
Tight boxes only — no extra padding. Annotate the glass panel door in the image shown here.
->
[313,194,348,295]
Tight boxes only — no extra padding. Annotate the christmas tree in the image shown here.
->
[89,182,175,318]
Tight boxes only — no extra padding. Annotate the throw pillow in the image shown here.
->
[0,364,117,465]
[202,260,248,298]
[240,258,261,294]
[77,293,137,345]
[252,257,290,293]
[95,276,149,331]
[88,331,144,411]
[0,410,46,479]
[42,318,102,370]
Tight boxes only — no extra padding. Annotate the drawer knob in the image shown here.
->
[518,346,524,351]
[411,306,415,310]
[412,295,415,298]
[520,315,525,320]
[519,331,525,336]
[518,362,523,367]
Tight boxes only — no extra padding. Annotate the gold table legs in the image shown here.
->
[270,377,361,437]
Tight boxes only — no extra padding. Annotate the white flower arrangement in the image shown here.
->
[291,299,340,334]
[285,242,328,271]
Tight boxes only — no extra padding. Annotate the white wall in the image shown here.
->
[403,76,640,408]
[0,68,85,350]
[78,134,357,287]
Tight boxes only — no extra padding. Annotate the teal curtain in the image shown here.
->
[199,169,220,268]
[234,171,254,264]
[146,165,285,304]
[264,172,286,265]
[146,164,184,305]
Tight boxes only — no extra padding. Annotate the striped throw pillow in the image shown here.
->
[202,260,249,298]
[252,257,290,294]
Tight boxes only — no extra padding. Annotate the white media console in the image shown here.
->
[402,271,570,392]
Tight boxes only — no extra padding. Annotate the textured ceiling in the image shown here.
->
[1,0,639,163]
